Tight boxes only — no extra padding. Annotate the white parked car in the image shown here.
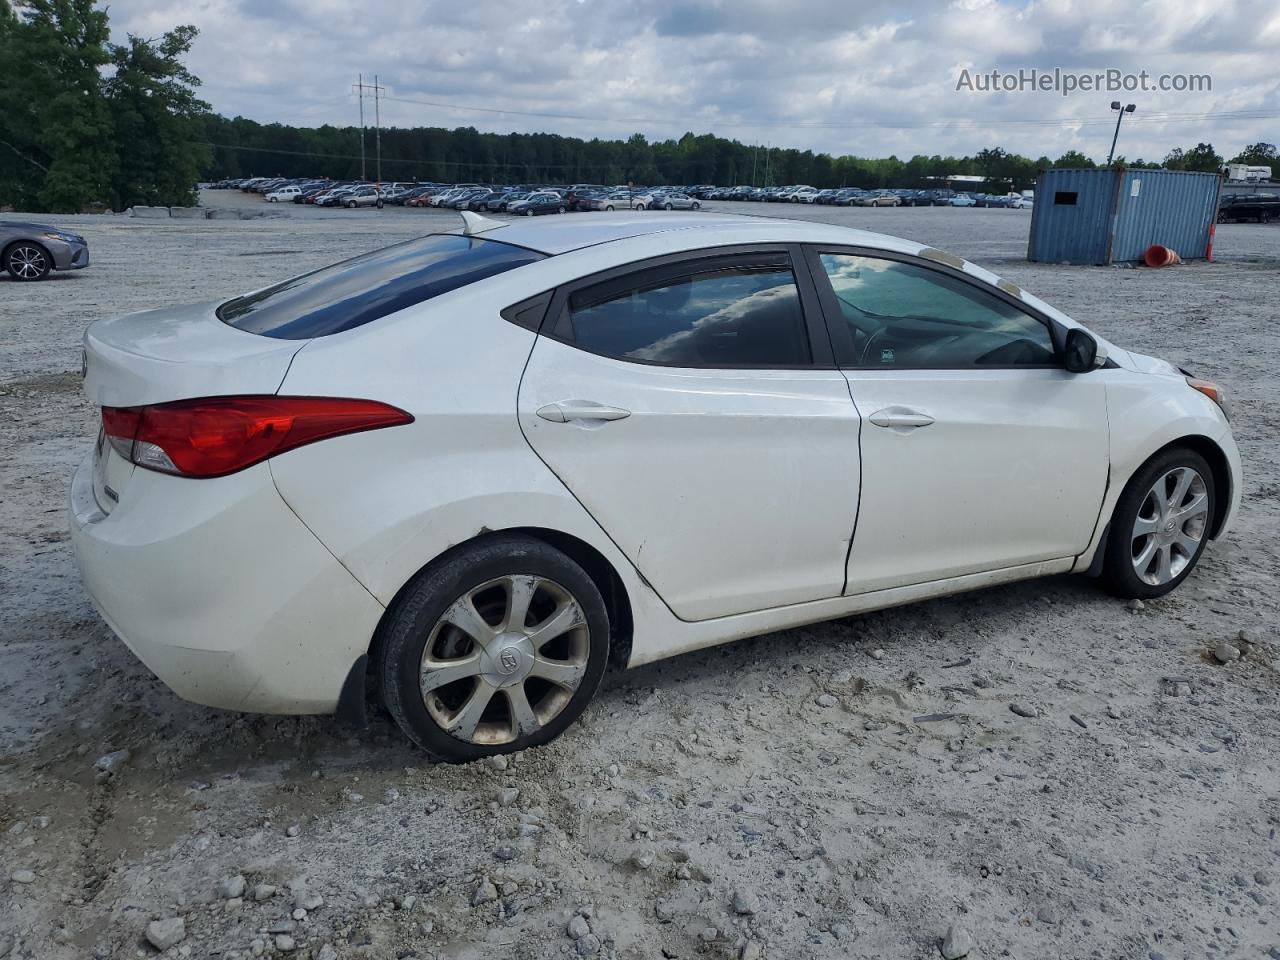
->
[265,186,301,202]
[1010,196,1034,209]
[785,186,819,203]
[633,192,701,211]
[71,212,1240,761]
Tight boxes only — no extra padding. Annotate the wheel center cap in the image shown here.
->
[482,634,533,687]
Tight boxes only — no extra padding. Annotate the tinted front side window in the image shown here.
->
[565,260,811,367]
[817,254,1055,368]
[219,234,545,339]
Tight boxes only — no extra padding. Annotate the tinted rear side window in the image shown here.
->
[218,234,545,339]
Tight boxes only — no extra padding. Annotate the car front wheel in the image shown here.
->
[377,535,610,762]
[3,242,51,281]
[1101,447,1215,599]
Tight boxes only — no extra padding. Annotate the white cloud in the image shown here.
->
[104,0,1279,163]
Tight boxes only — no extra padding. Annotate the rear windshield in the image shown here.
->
[218,234,545,339]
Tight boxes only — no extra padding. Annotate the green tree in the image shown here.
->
[1229,142,1276,166]
[1053,150,1095,168]
[0,0,115,211]
[106,25,209,208]
[1164,142,1221,172]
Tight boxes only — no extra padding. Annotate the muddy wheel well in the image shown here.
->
[365,528,635,699]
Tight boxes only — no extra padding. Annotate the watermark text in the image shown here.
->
[956,67,1211,97]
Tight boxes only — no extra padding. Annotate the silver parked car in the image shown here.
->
[634,192,701,211]
[1,221,90,281]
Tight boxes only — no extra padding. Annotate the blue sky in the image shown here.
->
[107,0,1279,162]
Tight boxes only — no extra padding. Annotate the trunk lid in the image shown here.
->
[82,300,305,408]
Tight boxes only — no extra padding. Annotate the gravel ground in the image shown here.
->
[2,192,1279,960]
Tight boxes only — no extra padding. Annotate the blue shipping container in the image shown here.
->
[1028,168,1221,265]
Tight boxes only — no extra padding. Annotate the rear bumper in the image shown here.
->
[69,454,384,714]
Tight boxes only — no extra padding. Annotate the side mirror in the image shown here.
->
[1063,328,1101,373]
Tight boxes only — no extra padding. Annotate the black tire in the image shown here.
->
[375,199,384,209]
[692,202,700,210]
[345,200,356,208]
[377,535,610,762]
[604,204,614,211]
[1100,446,1216,600]
[557,206,566,214]
[1261,211,1272,224]
[524,208,533,216]
[3,242,52,282]
[663,202,673,210]
[1217,210,1228,223]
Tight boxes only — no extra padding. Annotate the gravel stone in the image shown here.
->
[217,874,247,899]
[732,888,759,915]
[146,918,186,951]
[1009,702,1039,718]
[815,694,839,708]
[1214,642,1242,663]
[10,869,36,884]
[471,879,499,906]
[941,923,973,959]
[567,914,591,939]
[94,749,131,774]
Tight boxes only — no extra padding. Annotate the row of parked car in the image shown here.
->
[688,185,1033,207]
[207,177,1035,214]
[209,178,708,216]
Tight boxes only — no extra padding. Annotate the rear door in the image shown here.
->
[804,246,1109,594]
[517,246,861,622]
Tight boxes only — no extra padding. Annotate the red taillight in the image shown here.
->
[100,396,413,478]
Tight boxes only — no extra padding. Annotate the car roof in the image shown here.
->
[484,211,926,257]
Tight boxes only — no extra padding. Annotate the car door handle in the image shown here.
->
[869,407,934,429]
[536,401,631,423]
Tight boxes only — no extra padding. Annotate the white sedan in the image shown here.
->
[70,211,1240,761]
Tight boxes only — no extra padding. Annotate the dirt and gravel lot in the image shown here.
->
[2,193,1279,960]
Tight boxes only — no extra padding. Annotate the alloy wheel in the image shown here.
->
[419,575,590,746]
[7,245,48,280]
[1130,466,1209,586]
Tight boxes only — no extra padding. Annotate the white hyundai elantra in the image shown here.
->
[70,212,1240,761]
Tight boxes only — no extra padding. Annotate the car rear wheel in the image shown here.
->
[663,202,673,210]
[1261,211,1272,224]
[604,204,614,211]
[1101,447,1215,599]
[377,535,610,762]
[558,206,566,214]
[3,242,51,281]
[692,201,700,210]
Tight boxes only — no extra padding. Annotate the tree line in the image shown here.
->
[199,120,1275,194]
[1,0,1275,214]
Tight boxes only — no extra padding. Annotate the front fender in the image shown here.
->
[1072,371,1238,572]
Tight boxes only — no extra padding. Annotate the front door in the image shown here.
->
[805,247,1109,594]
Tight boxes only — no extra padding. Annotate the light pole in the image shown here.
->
[1107,101,1136,166]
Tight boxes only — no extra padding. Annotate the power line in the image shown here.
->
[376,92,1279,132]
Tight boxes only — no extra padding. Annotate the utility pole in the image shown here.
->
[374,73,383,186]
[352,75,387,182]
[355,73,365,180]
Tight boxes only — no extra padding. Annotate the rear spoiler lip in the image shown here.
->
[82,300,308,409]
